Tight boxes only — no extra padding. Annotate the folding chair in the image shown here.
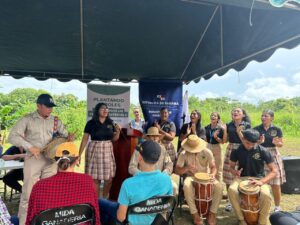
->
[122,195,176,225]
[31,203,95,225]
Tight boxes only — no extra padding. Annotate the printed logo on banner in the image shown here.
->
[139,80,183,135]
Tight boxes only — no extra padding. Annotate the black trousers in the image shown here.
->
[3,169,24,193]
[270,210,300,225]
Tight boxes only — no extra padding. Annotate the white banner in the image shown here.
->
[87,84,130,127]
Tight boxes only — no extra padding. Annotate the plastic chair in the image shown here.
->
[122,195,176,225]
[31,203,95,225]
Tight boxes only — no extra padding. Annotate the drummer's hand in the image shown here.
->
[29,146,40,159]
[209,174,215,182]
[188,165,197,174]
[234,168,243,177]
[249,178,263,186]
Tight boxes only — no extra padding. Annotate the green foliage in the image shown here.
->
[0,89,86,140]
[1,88,300,140]
[188,95,300,137]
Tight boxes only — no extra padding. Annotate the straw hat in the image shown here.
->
[181,135,207,153]
[146,127,161,136]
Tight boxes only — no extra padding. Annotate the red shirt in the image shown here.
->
[26,172,100,225]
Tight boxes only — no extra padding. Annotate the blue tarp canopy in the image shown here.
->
[0,0,300,83]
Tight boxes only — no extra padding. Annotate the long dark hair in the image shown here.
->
[92,102,113,124]
[190,110,202,128]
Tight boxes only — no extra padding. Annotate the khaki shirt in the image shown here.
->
[176,148,214,174]
[8,111,68,150]
[128,144,173,175]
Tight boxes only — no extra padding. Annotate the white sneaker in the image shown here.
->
[225,203,232,212]
[274,206,281,212]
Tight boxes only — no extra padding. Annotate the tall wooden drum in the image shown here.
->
[238,180,260,225]
[192,172,213,219]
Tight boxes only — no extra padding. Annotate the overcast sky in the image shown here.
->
[1,45,300,105]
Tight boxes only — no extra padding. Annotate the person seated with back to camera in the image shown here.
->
[228,128,277,225]
[99,140,173,225]
[1,146,26,193]
[175,135,222,225]
[25,142,100,225]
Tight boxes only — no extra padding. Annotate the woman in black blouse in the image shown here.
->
[179,110,206,142]
[79,102,120,198]
[223,107,251,211]
[254,109,285,212]
[205,112,227,182]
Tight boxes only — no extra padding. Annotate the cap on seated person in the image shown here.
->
[36,93,56,107]
[137,140,161,164]
[55,142,79,158]
[242,129,260,143]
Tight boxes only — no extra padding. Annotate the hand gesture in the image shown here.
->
[67,133,75,142]
[188,164,197,174]
[29,146,40,159]
[213,130,220,139]
[272,136,280,145]
[259,134,265,144]
[209,174,216,183]
[220,122,227,131]
[234,168,243,178]
[186,124,191,135]
[154,121,160,130]
[115,123,121,132]
[248,178,263,186]
[191,123,196,134]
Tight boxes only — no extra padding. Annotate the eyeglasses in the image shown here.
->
[100,107,108,111]
[134,111,139,114]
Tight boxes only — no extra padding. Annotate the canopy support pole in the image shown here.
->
[80,0,84,79]
[180,5,219,80]
[220,5,224,67]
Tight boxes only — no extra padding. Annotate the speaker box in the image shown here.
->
[281,156,300,194]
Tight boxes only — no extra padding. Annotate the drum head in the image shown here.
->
[194,172,210,183]
[238,180,260,195]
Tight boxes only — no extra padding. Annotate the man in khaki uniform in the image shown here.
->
[175,135,222,225]
[128,126,173,176]
[228,129,277,225]
[8,94,71,225]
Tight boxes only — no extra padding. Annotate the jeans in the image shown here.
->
[11,216,19,225]
[99,198,119,225]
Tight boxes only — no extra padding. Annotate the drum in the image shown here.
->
[192,172,213,219]
[42,137,68,160]
[238,180,260,225]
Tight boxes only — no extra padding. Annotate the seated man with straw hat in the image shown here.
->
[128,126,173,176]
[175,135,222,225]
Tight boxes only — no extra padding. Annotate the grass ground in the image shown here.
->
[2,137,300,225]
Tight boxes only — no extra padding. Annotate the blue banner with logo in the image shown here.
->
[139,80,182,135]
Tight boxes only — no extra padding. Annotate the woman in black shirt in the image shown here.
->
[205,112,227,181]
[223,107,251,211]
[254,109,286,212]
[79,102,120,198]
